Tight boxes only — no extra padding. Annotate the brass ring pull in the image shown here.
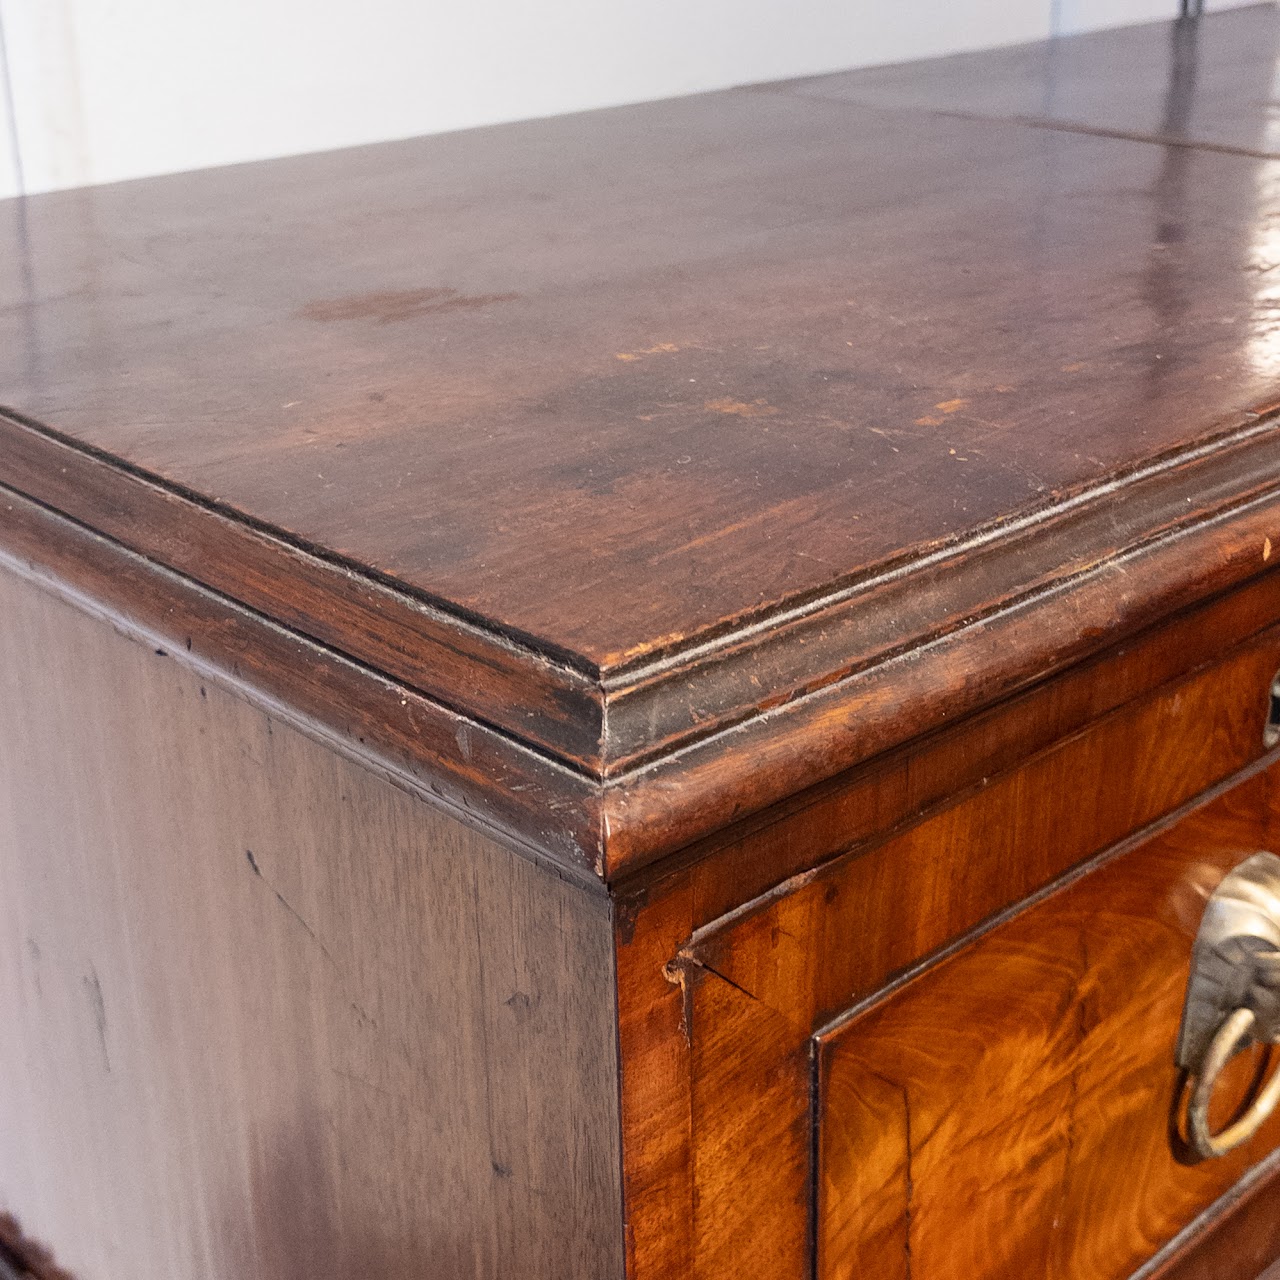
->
[1186,1006,1280,1159]
[1176,851,1280,1161]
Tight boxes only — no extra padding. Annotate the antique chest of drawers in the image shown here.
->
[8,7,1280,1279]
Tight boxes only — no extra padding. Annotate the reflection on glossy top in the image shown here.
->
[3,8,1280,667]
[796,3,1280,156]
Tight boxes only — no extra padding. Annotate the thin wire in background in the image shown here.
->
[0,2,24,196]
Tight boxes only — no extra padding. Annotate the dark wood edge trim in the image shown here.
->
[0,410,606,770]
[8,409,1280,793]
[8,479,1280,887]
[610,564,1280,930]
[10,412,1280,882]
[601,485,1280,876]
[602,415,1280,772]
[807,1035,822,1280]
[1132,1148,1280,1280]
[0,484,608,889]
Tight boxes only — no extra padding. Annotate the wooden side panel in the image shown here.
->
[0,567,623,1280]
[818,770,1280,1280]
[614,884,696,1277]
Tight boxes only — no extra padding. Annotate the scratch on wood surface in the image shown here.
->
[245,848,336,966]
[692,958,762,1006]
[82,965,110,1074]
[663,957,695,1047]
[330,1066,405,1103]
[299,287,518,325]
[671,951,764,1033]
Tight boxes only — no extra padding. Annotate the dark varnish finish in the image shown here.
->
[16,82,1277,669]
[8,10,1280,1280]
[792,3,1280,157]
[7,9,1280,878]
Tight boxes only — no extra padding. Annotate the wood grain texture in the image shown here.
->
[1145,1155,1280,1280]
[688,623,1280,1022]
[0,565,623,1280]
[615,575,1280,1278]
[6,10,1280,671]
[817,769,1280,1280]
[0,485,606,881]
[664,625,1280,1278]
[7,8,1280,849]
[11,14,1280,1278]
[8,477,1265,1274]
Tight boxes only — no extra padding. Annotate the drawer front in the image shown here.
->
[817,767,1280,1280]
[675,623,1280,1278]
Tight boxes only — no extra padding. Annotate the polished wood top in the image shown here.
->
[5,8,1280,873]
[795,3,1280,157]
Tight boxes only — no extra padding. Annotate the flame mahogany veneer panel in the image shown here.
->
[661,624,1280,1278]
[817,772,1280,1280]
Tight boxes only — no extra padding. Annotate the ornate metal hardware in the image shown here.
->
[1176,851,1280,1159]
[1265,668,1280,749]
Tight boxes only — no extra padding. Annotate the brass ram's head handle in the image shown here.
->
[1176,851,1280,1160]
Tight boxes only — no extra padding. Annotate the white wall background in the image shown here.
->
[0,0,1260,201]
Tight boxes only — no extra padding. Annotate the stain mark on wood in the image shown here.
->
[299,287,519,325]
[616,343,680,361]
[702,397,779,418]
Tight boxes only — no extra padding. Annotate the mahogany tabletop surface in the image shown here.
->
[4,6,1280,820]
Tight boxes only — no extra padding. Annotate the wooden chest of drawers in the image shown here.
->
[7,7,1280,1278]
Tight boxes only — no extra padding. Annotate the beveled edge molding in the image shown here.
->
[7,410,1280,881]
[602,484,1280,876]
[0,484,608,888]
[0,411,607,770]
[603,414,1280,773]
